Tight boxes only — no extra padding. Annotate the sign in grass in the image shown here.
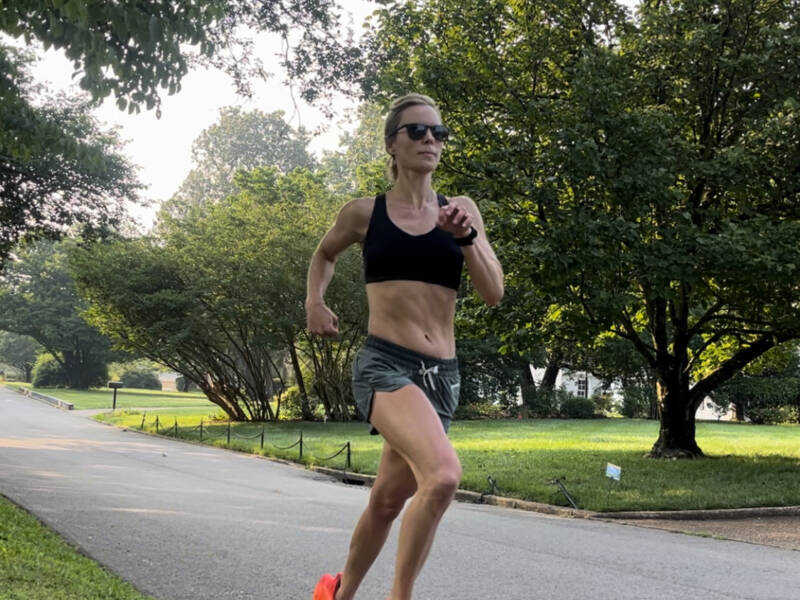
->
[605,463,621,481]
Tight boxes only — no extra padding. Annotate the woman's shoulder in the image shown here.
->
[335,195,378,236]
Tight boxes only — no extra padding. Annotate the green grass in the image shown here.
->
[5,383,210,410]
[0,494,155,600]
[96,410,800,513]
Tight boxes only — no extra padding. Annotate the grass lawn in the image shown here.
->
[0,494,154,600]
[4,383,211,411]
[97,410,800,513]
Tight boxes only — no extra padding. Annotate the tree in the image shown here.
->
[321,102,389,197]
[0,240,116,388]
[1,0,361,115]
[0,45,141,269]
[711,346,800,424]
[73,167,366,421]
[0,331,41,383]
[160,108,315,219]
[1,1,362,267]
[363,0,800,457]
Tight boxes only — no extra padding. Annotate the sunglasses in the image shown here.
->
[390,123,450,141]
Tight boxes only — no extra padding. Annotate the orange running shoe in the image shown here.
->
[312,572,342,600]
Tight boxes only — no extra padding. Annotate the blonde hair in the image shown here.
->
[384,93,441,182]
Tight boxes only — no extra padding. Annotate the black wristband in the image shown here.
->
[454,226,478,246]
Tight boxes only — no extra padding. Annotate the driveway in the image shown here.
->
[1,387,797,600]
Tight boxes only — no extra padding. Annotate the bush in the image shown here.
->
[109,360,162,390]
[560,395,596,419]
[454,401,506,420]
[278,385,304,420]
[120,370,161,389]
[621,382,658,419]
[526,388,572,418]
[591,392,615,416]
[31,354,68,388]
[746,405,793,425]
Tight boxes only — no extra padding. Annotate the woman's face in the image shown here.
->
[387,104,444,175]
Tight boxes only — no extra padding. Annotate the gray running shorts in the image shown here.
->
[352,335,461,435]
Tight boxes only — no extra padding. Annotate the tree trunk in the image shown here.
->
[288,343,312,419]
[540,358,560,391]
[648,375,704,458]
[735,402,745,422]
[517,357,536,406]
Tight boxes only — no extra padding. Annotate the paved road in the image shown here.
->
[1,387,797,600]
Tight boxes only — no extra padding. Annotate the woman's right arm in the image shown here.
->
[305,197,370,337]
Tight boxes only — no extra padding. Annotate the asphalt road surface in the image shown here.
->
[1,387,797,600]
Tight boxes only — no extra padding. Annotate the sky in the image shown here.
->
[23,0,378,229]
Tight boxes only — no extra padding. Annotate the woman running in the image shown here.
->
[307,92,504,600]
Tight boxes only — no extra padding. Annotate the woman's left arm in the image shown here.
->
[438,196,504,306]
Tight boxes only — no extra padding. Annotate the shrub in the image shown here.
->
[591,392,615,416]
[109,360,162,390]
[526,388,574,418]
[278,385,304,420]
[560,395,596,419]
[120,370,161,389]
[31,354,68,388]
[746,405,793,425]
[621,382,658,419]
[454,401,506,420]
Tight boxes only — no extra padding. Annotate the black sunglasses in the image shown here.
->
[390,123,450,141]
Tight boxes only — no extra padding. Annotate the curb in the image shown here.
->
[10,385,74,410]
[593,506,800,520]
[311,466,595,519]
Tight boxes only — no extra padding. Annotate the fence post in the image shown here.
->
[346,441,351,469]
[155,415,159,434]
[199,418,203,442]
[174,418,178,436]
[260,425,265,449]
[299,431,303,460]
[141,413,146,430]
[227,420,231,447]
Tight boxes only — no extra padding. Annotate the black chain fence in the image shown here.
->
[138,414,351,469]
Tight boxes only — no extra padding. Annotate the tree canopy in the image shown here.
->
[73,167,366,420]
[160,107,315,220]
[0,0,361,114]
[0,239,117,388]
[363,0,800,456]
[0,45,141,269]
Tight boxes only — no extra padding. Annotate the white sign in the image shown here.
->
[605,463,621,481]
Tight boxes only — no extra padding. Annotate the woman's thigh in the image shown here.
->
[370,384,460,483]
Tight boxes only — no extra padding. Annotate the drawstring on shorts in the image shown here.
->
[418,361,440,391]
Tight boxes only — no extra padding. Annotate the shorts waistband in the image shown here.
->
[364,335,458,370]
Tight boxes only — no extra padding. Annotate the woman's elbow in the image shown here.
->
[482,283,504,307]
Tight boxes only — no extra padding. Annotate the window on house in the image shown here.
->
[577,377,588,398]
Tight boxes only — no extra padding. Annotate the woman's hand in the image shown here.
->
[437,201,474,238]
[306,301,339,337]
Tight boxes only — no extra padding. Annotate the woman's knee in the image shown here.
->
[368,482,415,521]
[421,458,462,504]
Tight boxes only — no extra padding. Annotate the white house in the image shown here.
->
[529,367,622,400]
[695,398,736,421]
[530,366,735,420]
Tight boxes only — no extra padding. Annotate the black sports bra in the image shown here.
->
[363,193,464,291]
